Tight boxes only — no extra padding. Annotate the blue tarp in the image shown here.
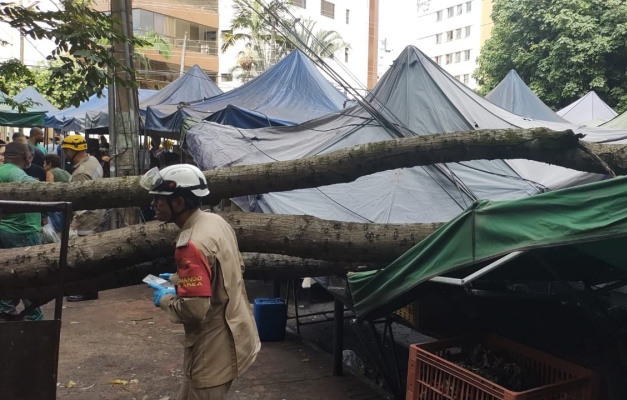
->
[45,88,157,132]
[139,65,222,117]
[205,104,294,128]
[145,50,346,134]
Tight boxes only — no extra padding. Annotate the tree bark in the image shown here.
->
[0,129,623,210]
[2,255,380,300]
[0,212,441,295]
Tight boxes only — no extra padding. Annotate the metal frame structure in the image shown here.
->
[0,200,73,400]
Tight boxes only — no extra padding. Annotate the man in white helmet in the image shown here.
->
[141,164,260,400]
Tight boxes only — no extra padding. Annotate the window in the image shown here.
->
[465,26,471,37]
[344,47,349,63]
[456,4,462,15]
[454,75,461,81]
[435,33,442,44]
[463,49,470,61]
[345,9,350,24]
[221,73,233,82]
[455,28,461,40]
[466,1,472,12]
[446,30,453,41]
[463,74,470,85]
[445,54,452,64]
[447,7,454,18]
[321,0,335,18]
[436,10,442,21]
[293,0,306,8]
[455,52,461,63]
[435,55,442,65]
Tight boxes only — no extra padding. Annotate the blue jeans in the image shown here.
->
[0,231,44,321]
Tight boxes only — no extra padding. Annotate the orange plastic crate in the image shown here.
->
[406,333,598,400]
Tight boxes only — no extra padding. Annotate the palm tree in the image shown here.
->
[222,0,349,82]
[283,18,350,59]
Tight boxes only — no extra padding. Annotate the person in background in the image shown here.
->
[0,139,6,165]
[26,127,46,163]
[61,134,104,302]
[0,142,46,321]
[141,164,260,400]
[23,146,46,181]
[46,136,60,154]
[44,154,72,235]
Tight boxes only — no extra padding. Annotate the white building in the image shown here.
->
[379,0,493,89]
[218,0,372,93]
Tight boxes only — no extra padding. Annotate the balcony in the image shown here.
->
[92,0,218,27]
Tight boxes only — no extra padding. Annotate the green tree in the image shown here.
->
[222,0,349,82]
[1,0,146,107]
[475,0,627,113]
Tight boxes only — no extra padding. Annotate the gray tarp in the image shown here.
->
[14,86,60,115]
[485,70,566,123]
[184,46,627,223]
[557,91,618,125]
[139,65,222,117]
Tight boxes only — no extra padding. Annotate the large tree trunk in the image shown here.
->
[0,129,623,210]
[3,255,379,300]
[0,212,441,296]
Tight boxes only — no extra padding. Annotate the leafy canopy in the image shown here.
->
[475,0,627,113]
[1,0,147,107]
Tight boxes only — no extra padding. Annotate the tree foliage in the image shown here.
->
[475,0,627,113]
[222,0,349,82]
[1,0,146,107]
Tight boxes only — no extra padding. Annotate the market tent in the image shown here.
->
[45,88,158,132]
[600,109,627,129]
[0,91,46,127]
[14,86,60,115]
[557,91,618,125]
[185,46,627,224]
[205,104,294,128]
[145,50,347,134]
[348,176,627,321]
[485,70,566,123]
[139,64,222,117]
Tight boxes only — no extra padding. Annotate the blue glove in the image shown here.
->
[159,273,173,281]
[148,282,175,307]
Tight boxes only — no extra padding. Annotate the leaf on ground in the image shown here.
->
[109,379,128,385]
[66,380,76,388]
[129,379,139,384]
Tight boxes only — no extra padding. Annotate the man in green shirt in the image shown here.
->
[0,142,44,321]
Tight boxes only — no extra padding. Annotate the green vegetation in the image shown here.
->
[475,0,627,113]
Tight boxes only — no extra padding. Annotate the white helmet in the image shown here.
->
[140,164,209,197]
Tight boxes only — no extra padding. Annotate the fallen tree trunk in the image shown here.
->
[0,129,623,210]
[1,255,380,300]
[0,212,441,295]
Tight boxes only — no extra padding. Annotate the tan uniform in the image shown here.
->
[159,210,260,398]
[70,155,104,235]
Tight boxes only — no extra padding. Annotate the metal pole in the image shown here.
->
[180,31,188,76]
[332,299,344,376]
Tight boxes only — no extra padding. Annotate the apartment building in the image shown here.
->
[219,0,373,91]
[379,0,493,89]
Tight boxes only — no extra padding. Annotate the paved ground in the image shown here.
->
[33,280,398,400]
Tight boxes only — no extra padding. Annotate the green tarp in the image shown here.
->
[349,176,627,320]
[0,92,46,127]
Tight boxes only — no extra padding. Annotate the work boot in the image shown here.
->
[66,292,99,302]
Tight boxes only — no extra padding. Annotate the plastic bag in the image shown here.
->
[342,349,364,371]
[41,223,60,244]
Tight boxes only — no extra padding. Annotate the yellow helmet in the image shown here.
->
[61,134,88,151]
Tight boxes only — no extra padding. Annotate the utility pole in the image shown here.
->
[109,0,141,225]
[179,31,187,76]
